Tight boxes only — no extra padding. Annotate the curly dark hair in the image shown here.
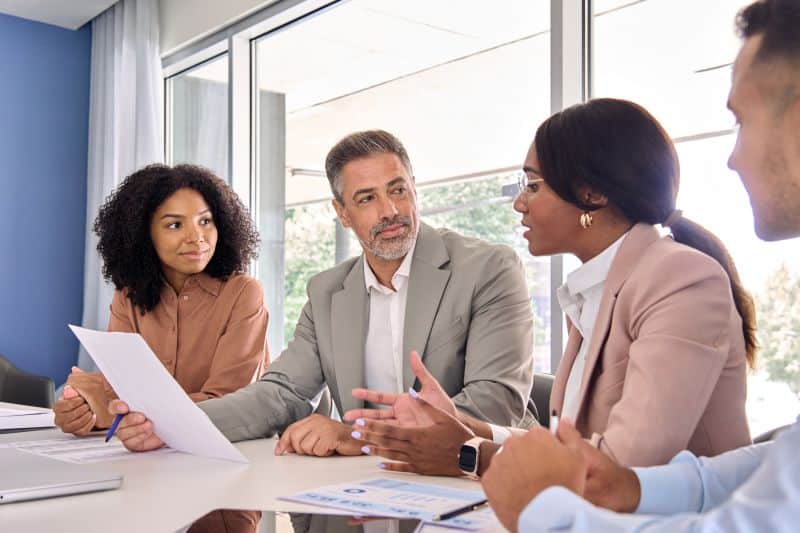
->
[94,163,260,313]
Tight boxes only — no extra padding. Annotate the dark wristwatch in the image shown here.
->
[458,437,485,480]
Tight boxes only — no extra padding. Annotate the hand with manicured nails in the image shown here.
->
[352,394,474,476]
[344,351,456,427]
[274,414,364,457]
[481,421,588,533]
[53,381,97,436]
[64,367,115,428]
[53,367,109,435]
[108,399,165,452]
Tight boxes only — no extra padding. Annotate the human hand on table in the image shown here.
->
[54,367,111,435]
[53,381,96,436]
[275,414,365,457]
[64,367,115,428]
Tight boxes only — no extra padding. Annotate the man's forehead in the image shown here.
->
[343,153,407,176]
[341,154,411,186]
[729,35,763,107]
[732,35,761,84]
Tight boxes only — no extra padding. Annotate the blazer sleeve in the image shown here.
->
[198,284,326,442]
[188,277,269,402]
[451,247,535,427]
[591,252,736,467]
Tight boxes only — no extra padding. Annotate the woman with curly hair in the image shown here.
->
[53,163,268,532]
[53,162,268,429]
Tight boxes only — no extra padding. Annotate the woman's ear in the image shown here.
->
[576,184,609,210]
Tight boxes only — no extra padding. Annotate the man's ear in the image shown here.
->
[332,198,351,228]
[576,185,608,210]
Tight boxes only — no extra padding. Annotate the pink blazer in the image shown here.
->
[550,223,751,467]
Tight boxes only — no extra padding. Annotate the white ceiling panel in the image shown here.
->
[253,0,547,112]
[0,0,117,30]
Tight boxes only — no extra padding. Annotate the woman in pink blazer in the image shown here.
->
[345,97,755,473]
[524,98,754,466]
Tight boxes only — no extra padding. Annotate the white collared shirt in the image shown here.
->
[363,239,417,399]
[556,232,628,420]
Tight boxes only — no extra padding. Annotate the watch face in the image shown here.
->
[458,445,478,472]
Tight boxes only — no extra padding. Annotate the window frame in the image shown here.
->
[161,0,593,371]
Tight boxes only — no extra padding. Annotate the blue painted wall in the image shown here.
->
[0,14,90,383]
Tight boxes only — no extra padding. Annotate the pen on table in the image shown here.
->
[432,499,489,522]
[550,409,560,438]
[105,413,124,443]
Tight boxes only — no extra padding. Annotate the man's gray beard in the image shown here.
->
[362,220,418,260]
[365,233,415,260]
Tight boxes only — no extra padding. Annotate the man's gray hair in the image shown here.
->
[324,130,413,203]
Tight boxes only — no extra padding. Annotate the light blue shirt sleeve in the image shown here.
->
[634,443,770,515]
[517,419,799,532]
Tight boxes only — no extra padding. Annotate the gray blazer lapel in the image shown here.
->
[331,259,368,415]
[402,224,451,390]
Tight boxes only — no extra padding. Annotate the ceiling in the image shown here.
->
[183,0,550,206]
[0,0,117,30]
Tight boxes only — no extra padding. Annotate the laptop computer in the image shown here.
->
[0,448,122,504]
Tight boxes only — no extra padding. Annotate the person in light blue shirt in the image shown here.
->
[481,0,800,531]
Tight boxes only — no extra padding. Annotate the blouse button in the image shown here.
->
[183,295,189,301]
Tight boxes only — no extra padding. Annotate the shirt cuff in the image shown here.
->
[489,424,512,444]
[634,452,702,515]
[518,486,589,530]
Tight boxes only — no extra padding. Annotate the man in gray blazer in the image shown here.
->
[112,130,535,456]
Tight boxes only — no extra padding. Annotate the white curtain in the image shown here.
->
[76,0,162,372]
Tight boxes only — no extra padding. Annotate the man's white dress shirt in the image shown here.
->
[518,416,800,531]
[363,239,417,398]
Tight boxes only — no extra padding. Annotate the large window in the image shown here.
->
[166,54,229,180]
[593,0,800,435]
[162,0,800,433]
[253,0,552,370]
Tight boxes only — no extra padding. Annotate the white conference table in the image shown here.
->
[1,426,498,532]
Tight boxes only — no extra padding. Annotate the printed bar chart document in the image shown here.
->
[69,325,247,463]
[281,478,499,531]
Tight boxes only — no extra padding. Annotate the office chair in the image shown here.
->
[531,372,554,428]
[0,354,55,408]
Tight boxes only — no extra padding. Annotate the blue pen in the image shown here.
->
[105,413,124,443]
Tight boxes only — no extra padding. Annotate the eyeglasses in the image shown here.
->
[516,171,544,197]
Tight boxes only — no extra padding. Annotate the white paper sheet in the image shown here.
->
[69,325,248,463]
[0,434,176,463]
[0,405,55,430]
[281,478,499,531]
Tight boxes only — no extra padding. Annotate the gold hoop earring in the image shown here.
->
[580,212,593,229]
